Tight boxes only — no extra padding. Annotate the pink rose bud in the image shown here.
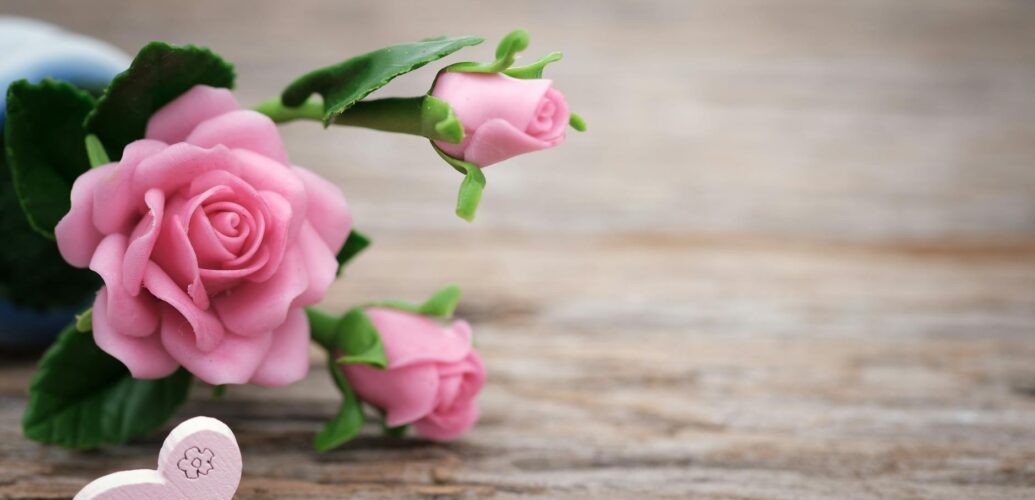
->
[431,71,570,167]
[55,85,352,387]
[339,308,485,441]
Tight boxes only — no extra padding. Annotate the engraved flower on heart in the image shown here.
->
[177,446,215,479]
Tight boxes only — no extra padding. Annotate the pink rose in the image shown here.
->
[431,72,569,167]
[339,308,485,441]
[55,85,352,387]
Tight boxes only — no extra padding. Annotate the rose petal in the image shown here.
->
[431,72,551,133]
[131,142,240,197]
[460,118,558,168]
[291,222,338,307]
[342,362,440,427]
[92,139,168,234]
[186,170,269,270]
[248,191,292,283]
[441,351,486,406]
[89,234,160,337]
[435,373,463,411]
[530,88,570,141]
[247,307,310,387]
[235,149,307,240]
[92,290,178,379]
[364,310,473,368]
[159,307,272,386]
[186,110,289,165]
[212,245,308,337]
[293,166,351,253]
[122,188,165,295]
[413,400,479,441]
[143,262,225,352]
[54,163,112,267]
[151,211,208,310]
[188,204,240,267]
[198,248,270,294]
[145,85,240,144]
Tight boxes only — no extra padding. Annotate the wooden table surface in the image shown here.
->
[3,1,1035,498]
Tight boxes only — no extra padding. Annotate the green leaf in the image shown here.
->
[0,132,100,309]
[333,308,388,368]
[336,229,371,276]
[84,42,235,160]
[281,35,483,126]
[446,29,529,74]
[22,325,193,449]
[314,360,366,452]
[4,79,95,238]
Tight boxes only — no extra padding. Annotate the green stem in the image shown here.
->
[254,96,324,123]
[254,95,464,144]
[305,307,339,350]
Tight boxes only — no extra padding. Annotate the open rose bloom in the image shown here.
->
[55,85,351,386]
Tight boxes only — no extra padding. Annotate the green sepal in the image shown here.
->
[211,384,227,400]
[374,284,462,319]
[22,324,193,449]
[446,29,529,74]
[306,307,387,369]
[418,284,462,317]
[431,143,485,222]
[84,42,235,160]
[569,112,587,132]
[313,358,366,452]
[422,95,464,144]
[4,79,95,239]
[75,307,92,332]
[308,306,384,452]
[84,134,110,168]
[334,308,388,367]
[380,413,409,438]
[503,51,563,79]
[281,36,483,126]
[336,229,371,276]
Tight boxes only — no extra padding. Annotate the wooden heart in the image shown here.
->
[75,417,242,500]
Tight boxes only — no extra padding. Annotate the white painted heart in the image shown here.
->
[75,417,242,500]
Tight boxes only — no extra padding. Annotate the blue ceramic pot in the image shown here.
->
[0,16,130,125]
[0,17,128,349]
[0,300,85,350]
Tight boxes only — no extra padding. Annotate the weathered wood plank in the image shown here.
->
[3,235,1035,498]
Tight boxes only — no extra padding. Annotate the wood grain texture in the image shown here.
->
[2,0,1035,498]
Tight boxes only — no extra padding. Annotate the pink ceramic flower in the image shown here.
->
[55,85,352,387]
[339,308,485,440]
[431,71,569,167]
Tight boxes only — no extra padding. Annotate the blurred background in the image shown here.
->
[2,0,1034,497]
